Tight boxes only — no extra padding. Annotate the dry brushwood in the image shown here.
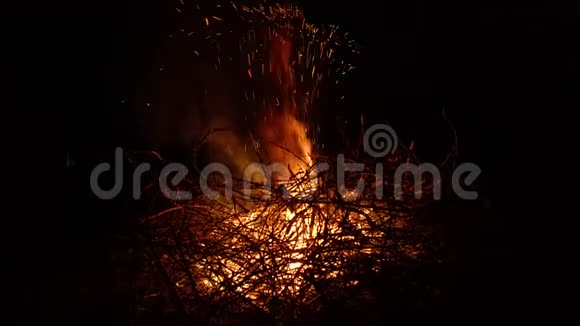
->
[129,146,444,323]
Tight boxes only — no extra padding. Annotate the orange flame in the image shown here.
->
[258,33,315,182]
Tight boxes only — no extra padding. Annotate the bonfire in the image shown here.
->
[118,1,447,323]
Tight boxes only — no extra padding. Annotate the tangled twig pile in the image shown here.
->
[134,150,441,323]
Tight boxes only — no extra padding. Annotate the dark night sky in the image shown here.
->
[28,0,578,323]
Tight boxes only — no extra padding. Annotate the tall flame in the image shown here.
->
[257,33,315,183]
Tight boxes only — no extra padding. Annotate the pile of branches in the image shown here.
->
[129,149,444,324]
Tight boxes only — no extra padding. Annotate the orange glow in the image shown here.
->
[258,33,315,183]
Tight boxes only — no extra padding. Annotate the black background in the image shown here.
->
[24,0,578,323]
